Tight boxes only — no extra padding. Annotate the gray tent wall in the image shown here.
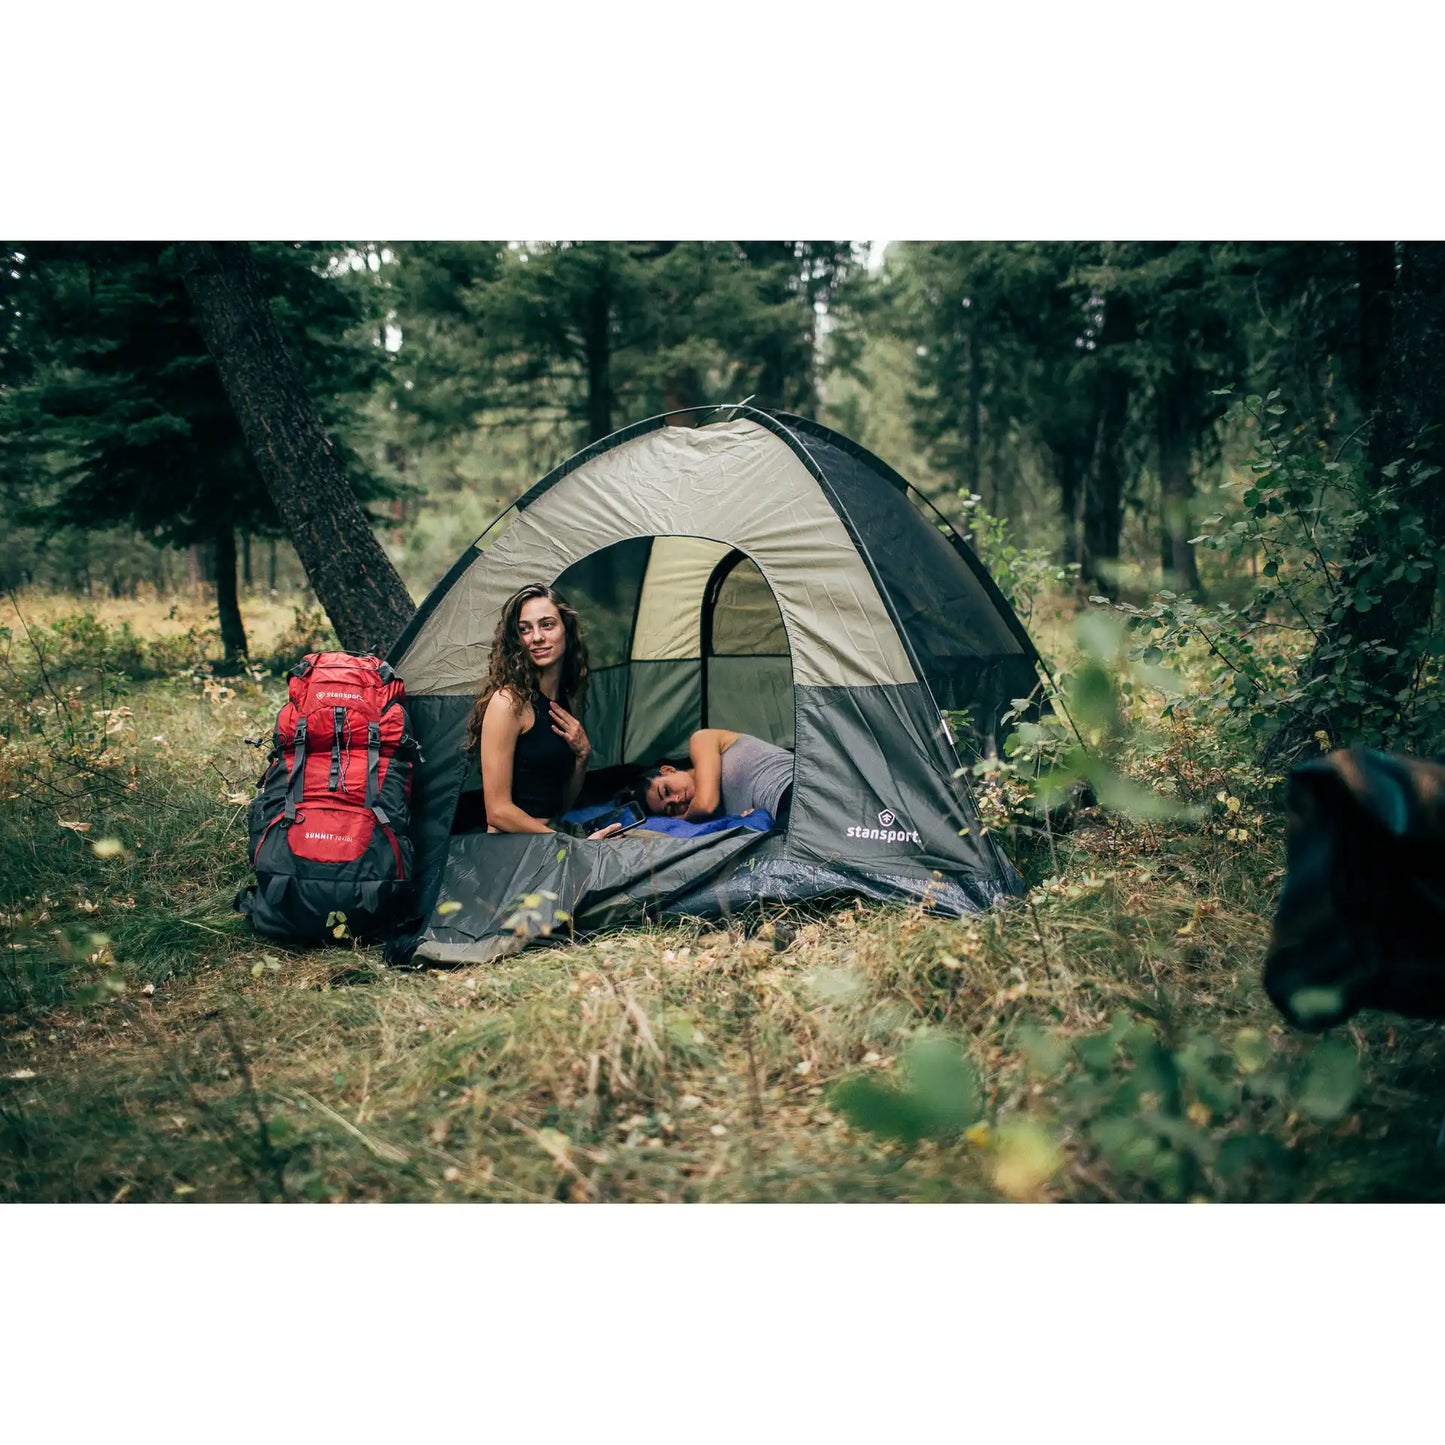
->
[385,408,1041,966]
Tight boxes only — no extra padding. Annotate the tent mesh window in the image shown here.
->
[788,425,1040,755]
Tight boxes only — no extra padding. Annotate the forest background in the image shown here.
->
[4,238,1441,762]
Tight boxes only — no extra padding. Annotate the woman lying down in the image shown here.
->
[562,728,793,838]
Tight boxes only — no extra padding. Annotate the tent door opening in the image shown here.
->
[554,535,795,774]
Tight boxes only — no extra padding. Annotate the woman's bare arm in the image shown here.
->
[550,701,592,814]
[480,690,552,834]
[684,728,739,820]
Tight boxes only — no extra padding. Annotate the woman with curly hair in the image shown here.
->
[463,584,612,835]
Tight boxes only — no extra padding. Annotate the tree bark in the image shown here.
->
[583,270,613,442]
[213,515,248,668]
[965,322,983,501]
[176,242,414,655]
[1156,379,1203,594]
[1082,371,1129,595]
[1081,289,1136,596]
[1355,242,1395,422]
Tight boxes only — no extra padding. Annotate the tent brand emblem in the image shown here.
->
[845,806,921,845]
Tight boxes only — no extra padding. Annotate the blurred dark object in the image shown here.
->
[1264,748,1445,1030]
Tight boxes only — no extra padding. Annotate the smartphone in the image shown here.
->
[590,801,647,834]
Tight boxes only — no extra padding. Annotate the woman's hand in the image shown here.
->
[549,702,591,761]
[586,822,623,841]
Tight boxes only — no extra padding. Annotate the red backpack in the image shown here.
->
[237,653,418,941]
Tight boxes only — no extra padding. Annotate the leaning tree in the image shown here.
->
[177,241,415,655]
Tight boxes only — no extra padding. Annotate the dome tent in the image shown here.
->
[385,406,1046,967]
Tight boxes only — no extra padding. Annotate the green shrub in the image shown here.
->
[256,606,337,675]
[1102,392,1445,759]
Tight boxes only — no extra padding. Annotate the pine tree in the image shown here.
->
[0,241,396,662]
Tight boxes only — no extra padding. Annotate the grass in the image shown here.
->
[2,587,318,659]
[3,595,1444,1203]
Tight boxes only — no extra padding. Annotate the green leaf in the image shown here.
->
[1075,609,1126,662]
[1075,1031,1119,1075]
[1090,1115,1148,1161]
[1016,1023,1070,1078]
[1286,985,1348,1028]
[904,1035,982,1131]
[1296,1037,1360,1122]
[1231,1028,1270,1074]
[1215,1133,1287,1183]
[1082,760,1190,820]
[665,1012,706,1048]
[831,1077,931,1146]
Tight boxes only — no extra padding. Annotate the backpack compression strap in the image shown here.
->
[329,706,345,792]
[284,716,308,823]
[366,721,389,826]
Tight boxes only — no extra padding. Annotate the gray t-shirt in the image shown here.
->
[719,734,794,819]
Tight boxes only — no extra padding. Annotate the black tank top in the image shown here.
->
[504,690,575,823]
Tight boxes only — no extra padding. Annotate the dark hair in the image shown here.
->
[631,766,666,814]
[464,584,590,755]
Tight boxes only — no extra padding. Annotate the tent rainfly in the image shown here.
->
[385,407,1047,966]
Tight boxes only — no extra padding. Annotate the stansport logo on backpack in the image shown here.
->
[846,807,921,845]
[316,690,364,702]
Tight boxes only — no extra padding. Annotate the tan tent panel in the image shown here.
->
[395,419,914,695]
[631,535,732,661]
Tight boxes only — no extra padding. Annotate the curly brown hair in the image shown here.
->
[464,584,590,755]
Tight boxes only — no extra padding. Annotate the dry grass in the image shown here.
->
[3,599,1445,1204]
[2,587,311,660]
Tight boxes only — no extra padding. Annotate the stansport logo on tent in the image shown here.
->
[846,807,921,845]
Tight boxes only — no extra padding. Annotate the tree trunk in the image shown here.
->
[583,272,613,442]
[1082,370,1129,596]
[1057,445,1080,569]
[1082,290,1136,596]
[965,323,983,501]
[1156,380,1203,594]
[240,530,253,590]
[176,242,414,655]
[213,516,248,668]
[1355,242,1395,422]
